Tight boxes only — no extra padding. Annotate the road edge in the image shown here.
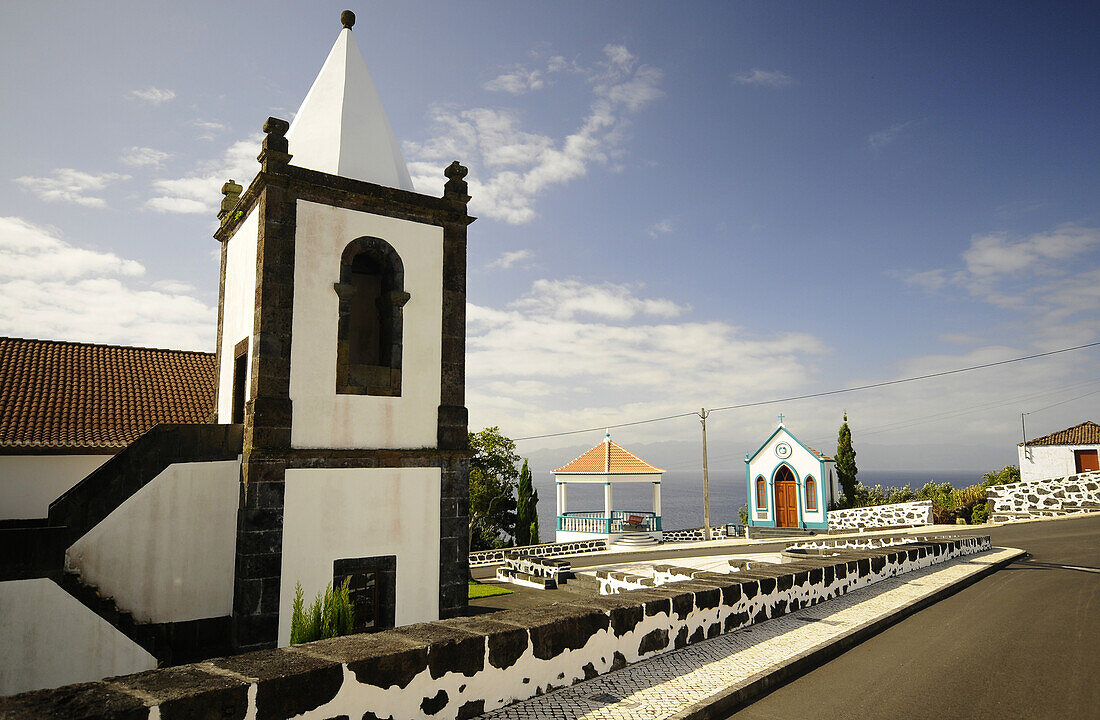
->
[669,547,1027,720]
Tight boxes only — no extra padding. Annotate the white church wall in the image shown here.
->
[748,428,827,526]
[0,454,112,520]
[288,200,443,449]
[1018,444,1098,482]
[65,461,240,623]
[278,467,441,646]
[217,207,259,422]
[0,578,156,696]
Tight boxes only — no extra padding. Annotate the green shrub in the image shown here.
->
[971,502,990,525]
[289,577,354,645]
[738,504,748,525]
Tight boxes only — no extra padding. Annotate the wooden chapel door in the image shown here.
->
[774,465,798,528]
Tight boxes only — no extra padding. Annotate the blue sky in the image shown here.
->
[2,1,1098,475]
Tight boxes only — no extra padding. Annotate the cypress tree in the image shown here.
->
[516,459,535,546]
[835,411,859,507]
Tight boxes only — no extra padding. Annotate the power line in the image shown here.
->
[512,340,1100,442]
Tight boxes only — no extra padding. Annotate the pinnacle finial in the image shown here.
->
[341,10,355,29]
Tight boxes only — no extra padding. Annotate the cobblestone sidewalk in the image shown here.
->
[479,547,1023,720]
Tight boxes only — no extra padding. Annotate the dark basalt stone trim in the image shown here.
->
[212,237,230,421]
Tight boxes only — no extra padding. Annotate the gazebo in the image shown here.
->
[553,432,665,545]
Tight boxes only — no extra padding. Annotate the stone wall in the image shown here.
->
[985,472,1100,522]
[827,500,933,531]
[661,525,737,543]
[469,538,606,567]
[2,537,991,720]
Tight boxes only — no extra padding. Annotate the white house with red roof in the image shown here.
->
[1018,420,1100,482]
[745,418,838,531]
[553,432,665,545]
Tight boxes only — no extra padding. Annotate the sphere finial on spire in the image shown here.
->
[341,10,355,29]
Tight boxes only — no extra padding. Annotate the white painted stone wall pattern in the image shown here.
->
[827,500,934,531]
[14,538,989,717]
[0,579,156,696]
[217,208,259,421]
[985,472,1100,519]
[289,200,443,449]
[468,539,606,567]
[1018,444,1100,482]
[0,454,112,520]
[192,538,990,720]
[64,460,240,623]
[278,467,442,646]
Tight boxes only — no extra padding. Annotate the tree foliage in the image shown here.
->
[468,427,520,551]
[981,464,1021,488]
[516,458,540,546]
[835,412,859,507]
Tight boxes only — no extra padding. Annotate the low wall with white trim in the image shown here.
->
[3,537,991,718]
[827,500,933,531]
[469,538,606,567]
[985,472,1100,522]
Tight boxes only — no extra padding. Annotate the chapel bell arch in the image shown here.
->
[333,236,411,396]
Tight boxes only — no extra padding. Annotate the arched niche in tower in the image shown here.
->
[333,236,410,396]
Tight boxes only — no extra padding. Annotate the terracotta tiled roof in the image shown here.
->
[0,337,216,451]
[1020,421,1100,447]
[554,439,665,474]
[805,444,832,461]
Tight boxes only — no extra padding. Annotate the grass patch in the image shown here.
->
[468,579,513,599]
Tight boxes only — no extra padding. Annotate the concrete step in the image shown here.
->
[612,532,660,547]
[746,527,818,540]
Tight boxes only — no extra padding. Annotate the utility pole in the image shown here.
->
[1021,413,1031,461]
[700,408,712,541]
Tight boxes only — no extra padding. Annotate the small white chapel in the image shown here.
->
[745,416,839,531]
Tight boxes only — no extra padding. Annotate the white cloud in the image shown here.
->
[466,279,827,439]
[868,120,917,150]
[0,216,144,280]
[648,220,673,238]
[0,217,213,350]
[121,146,172,168]
[901,224,1100,339]
[13,169,129,208]
[485,67,545,95]
[486,249,534,271]
[406,43,663,224]
[129,86,176,105]
[146,135,261,215]
[192,120,228,141]
[962,225,1099,278]
[510,280,687,321]
[732,69,793,87]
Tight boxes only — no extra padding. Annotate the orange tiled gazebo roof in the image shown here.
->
[554,437,664,474]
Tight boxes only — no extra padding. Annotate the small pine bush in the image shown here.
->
[289,577,355,645]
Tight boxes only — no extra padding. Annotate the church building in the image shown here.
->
[745,417,838,530]
[0,11,472,695]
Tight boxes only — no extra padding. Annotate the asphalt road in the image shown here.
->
[725,513,1100,720]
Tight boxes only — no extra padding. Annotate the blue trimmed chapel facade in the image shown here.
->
[745,421,838,530]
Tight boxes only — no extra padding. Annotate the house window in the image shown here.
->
[756,476,767,510]
[334,237,410,396]
[805,476,817,511]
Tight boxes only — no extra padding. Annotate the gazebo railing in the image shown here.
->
[556,510,661,534]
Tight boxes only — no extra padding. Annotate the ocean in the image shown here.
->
[530,469,983,537]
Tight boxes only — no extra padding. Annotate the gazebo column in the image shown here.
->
[559,482,567,514]
[604,482,613,534]
[653,481,661,530]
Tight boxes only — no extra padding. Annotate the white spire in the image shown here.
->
[285,20,414,190]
